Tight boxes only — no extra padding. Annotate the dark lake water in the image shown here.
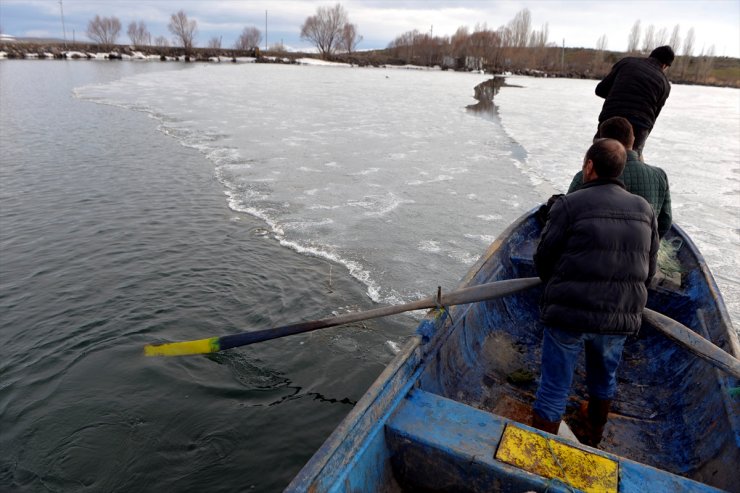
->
[0,61,415,492]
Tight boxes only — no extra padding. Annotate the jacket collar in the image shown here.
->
[626,149,640,161]
[580,177,626,190]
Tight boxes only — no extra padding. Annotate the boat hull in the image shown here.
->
[288,209,739,492]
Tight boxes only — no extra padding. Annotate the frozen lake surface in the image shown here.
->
[77,64,740,326]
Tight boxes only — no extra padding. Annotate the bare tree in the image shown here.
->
[528,22,548,68]
[234,26,261,50]
[270,41,287,54]
[539,23,549,48]
[127,20,149,48]
[695,44,715,82]
[300,3,349,58]
[508,8,531,48]
[589,34,609,72]
[339,22,362,54]
[682,27,695,57]
[528,22,548,48]
[627,20,641,53]
[680,27,695,78]
[470,24,500,64]
[654,27,668,47]
[87,15,122,50]
[154,36,169,48]
[168,10,198,54]
[596,34,608,52]
[641,24,655,53]
[669,25,681,53]
[498,25,513,50]
[388,29,420,62]
[414,33,437,66]
[207,36,222,49]
[450,26,469,57]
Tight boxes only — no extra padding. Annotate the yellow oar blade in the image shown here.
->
[144,337,220,357]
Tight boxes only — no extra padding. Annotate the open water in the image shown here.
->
[1,60,737,492]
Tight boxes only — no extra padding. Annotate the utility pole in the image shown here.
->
[59,0,67,49]
[561,38,565,72]
[265,10,268,52]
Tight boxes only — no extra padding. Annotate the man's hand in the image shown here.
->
[535,194,564,226]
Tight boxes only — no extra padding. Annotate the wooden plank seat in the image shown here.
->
[385,389,724,493]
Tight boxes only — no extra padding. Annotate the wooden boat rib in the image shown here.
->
[287,208,740,493]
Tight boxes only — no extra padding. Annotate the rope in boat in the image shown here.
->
[544,437,577,493]
[435,286,455,325]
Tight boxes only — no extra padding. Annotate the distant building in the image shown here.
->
[442,55,485,71]
[465,56,484,71]
[0,34,17,42]
[442,56,456,69]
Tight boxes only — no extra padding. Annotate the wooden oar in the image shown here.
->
[643,308,740,380]
[144,275,740,380]
[144,277,542,357]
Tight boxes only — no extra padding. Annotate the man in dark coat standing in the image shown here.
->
[531,139,659,447]
[595,46,674,158]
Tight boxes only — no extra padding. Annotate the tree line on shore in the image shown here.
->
[383,9,728,86]
[1,3,736,87]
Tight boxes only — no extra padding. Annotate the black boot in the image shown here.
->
[586,398,611,447]
[531,410,561,435]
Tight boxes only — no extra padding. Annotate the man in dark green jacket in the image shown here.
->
[568,116,672,237]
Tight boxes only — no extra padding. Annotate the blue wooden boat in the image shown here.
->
[286,208,739,493]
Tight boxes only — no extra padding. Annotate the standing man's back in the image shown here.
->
[531,139,659,445]
[595,46,674,157]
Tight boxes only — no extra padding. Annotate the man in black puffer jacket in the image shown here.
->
[595,45,674,158]
[531,139,659,446]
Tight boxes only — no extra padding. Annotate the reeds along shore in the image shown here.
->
[1,41,738,88]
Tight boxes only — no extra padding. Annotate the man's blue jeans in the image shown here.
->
[533,327,628,422]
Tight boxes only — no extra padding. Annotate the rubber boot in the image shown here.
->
[531,410,561,435]
[586,398,612,447]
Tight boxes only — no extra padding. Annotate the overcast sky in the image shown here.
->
[1,0,738,58]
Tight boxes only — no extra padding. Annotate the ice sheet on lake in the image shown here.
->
[75,67,740,326]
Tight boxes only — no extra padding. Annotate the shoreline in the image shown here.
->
[1,42,738,89]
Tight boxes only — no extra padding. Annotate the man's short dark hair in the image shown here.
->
[599,117,634,148]
[649,45,675,66]
[586,139,626,178]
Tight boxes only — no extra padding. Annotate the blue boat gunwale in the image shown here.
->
[286,214,539,492]
[286,207,740,492]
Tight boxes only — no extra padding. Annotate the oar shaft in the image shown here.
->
[145,277,541,356]
[643,308,740,379]
[219,277,542,351]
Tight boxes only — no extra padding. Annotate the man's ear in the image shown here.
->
[583,159,596,181]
